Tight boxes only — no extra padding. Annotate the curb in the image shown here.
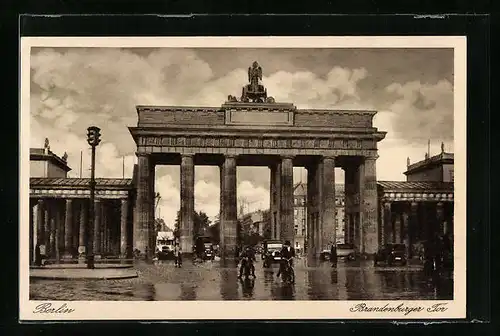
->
[30,271,139,281]
[30,264,134,270]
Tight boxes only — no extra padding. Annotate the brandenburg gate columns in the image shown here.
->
[321,156,337,251]
[180,154,195,257]
[280,156,294,243]
[220,155,238,263]
[361,156,379,255]
[133,152,153,259]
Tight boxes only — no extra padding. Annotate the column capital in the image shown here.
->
[364,154,379,161]
[37,199,44,205]
[383,201,392,209]
[410,201,419,208]
[94,198,102,204]
[322,155,337,161]
[66,198,73,204]
[224,154,238,159]
[281,155,295,160]
[135,152,150,157]
[121,198,128,205]
[181,153,195,158]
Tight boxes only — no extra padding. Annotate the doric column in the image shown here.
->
[306,162,318,258]
[49,216,56,260]
[78,201,87,259]
[44,205,50,257]
[394,212,402,243]
[180,154,195,256]
[221,155,238,262]
[133,152,152,258]
[343,167,355,245]
[36,199,45,253]
[219,164,225,249]
[56,203,64,260]
[29,200,34,265]
[382,202,392,244]
[401,208,409,257]
[63,199,74,258]
[321,156,336,250]
[269,164,277,239]
[149,162,156,259]
[436,201,444,234]
[93,199,101,257]
[120,198,129,258]
[100,203,106,255]
[361,156,379,255]
[409,202,418,258]
[280,156,294,243]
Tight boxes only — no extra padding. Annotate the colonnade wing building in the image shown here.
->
[29,141,135,264]
[377,150,454,258]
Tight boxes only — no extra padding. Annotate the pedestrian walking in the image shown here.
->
[174,243,182,268]
[330,243,337,268]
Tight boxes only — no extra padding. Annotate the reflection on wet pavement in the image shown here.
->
[30,258,453,301]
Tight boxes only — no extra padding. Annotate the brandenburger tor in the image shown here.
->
[128,61,387,263]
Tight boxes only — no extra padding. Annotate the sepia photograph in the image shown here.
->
[20,36,466,320]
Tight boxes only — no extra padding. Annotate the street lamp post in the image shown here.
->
[86,126,101,269]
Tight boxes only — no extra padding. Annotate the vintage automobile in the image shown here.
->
[202,243,215,261]
[319,243,357,261]
[319,249,331,261]
[336,243,357,261]
[157,245,174,260]
[374,243,407,266]
[262,240,283,267]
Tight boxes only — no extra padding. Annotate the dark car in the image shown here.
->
[336,243,357,261]
[320,249,331,261]
[202,243,215,260]
[262,240,283,267]
[157,245,174,260]
[374,244,407,266]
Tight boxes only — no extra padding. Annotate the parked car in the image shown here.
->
[262,240,283,267]
[336,243,357,261]
[374,244,407,266]
[320,249,331,261]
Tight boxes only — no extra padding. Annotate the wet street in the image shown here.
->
[30,258,453,301]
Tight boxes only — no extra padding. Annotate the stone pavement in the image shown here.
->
[29,258,452,301]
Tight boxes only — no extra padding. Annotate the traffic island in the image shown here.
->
[30,268,139,280]
[30,263,134,270]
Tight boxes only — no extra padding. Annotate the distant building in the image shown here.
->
[377,143,454,258]
[239,209,271,242]
[294,182,346,253]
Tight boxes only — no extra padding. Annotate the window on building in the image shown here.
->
[295,229,298,235]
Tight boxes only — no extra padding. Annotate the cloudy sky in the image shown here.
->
[30,47,454,228]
